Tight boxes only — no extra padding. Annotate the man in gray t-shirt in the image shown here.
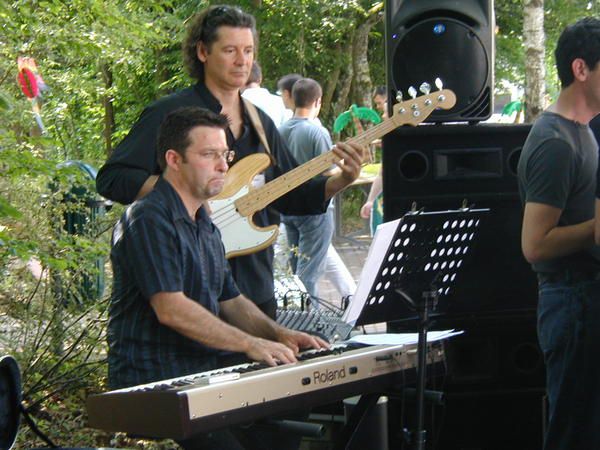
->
[278,78,334,305]
[517,18,600,450]
[518,113,600,273]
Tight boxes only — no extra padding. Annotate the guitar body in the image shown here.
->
[209,153,279,259]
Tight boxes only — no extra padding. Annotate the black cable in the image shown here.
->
[19,402,58,448]
[280,289,307,310]
[341,294,352,310]
[301,291,309,310]
[307,295,343,316]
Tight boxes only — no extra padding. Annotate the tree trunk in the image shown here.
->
[298,28,306,76]
[351,4,384,108]
[331,38,355,123]
[155,46,173,97]
[523,0,545,122]
[321,43,343,121]
[100,63,114,157]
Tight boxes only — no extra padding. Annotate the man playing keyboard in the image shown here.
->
[107,106,327,449]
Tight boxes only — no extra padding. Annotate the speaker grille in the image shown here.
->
[391,18,489,121]
[386,0,494,123]
[459,86,492,120]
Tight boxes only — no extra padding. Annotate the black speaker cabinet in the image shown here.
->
[382,124,537,328]
[385,0,494,122]
[436,323,544,450]
[388,321,545,450]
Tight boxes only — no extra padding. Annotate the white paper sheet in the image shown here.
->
[346,329,463,346]
[342,217,402,326]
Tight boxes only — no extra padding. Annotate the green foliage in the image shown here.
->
[340,184,368,235]
[10,296,111,448]
[252,0,361,82]
[495,0,526,89]
[543,0,600,99]
[368,20,386,88]
[236,0,383,125]
[495,0,600,101]
[0,150,120,447]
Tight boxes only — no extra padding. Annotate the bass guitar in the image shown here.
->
[209,88,456,258]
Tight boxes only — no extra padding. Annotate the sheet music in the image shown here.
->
[347,329,463,346]
[342,217,402,326]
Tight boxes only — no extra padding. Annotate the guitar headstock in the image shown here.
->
[390,82,456,126]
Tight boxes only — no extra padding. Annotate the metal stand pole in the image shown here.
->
[413,292,434,450]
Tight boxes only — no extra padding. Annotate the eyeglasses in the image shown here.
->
[198,149,235,163]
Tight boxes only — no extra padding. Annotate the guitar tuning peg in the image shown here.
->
[419,82,431,95]
[395,91,403,102]
[408,86,417,99]
[435,77,443,90]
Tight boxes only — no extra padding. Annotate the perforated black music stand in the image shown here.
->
[351,206,488,450]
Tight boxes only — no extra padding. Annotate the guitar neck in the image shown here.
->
[236,119,398,216]
[235,88,456,216]
[347,118,399,147]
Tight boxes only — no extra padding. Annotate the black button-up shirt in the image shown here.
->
[107,177,240,388]
[97,82,329,306]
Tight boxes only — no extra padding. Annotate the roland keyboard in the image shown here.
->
[87,342,444,439]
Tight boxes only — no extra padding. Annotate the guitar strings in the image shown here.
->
[209,151,338,233]
[210,105,420,233]
[209,132,383,232]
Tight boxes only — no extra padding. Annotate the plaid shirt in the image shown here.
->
[107,177,240,388]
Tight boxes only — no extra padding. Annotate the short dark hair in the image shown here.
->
[292,78,322,108]
[182,5,257,81]
[277,73,302,94]
[157,107,229,171]
[555,17,600,88]
[247,61,262,85]
[373,86,387,98]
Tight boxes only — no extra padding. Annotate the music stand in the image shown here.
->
[346,206,488,450]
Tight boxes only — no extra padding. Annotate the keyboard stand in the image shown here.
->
[334,393,382,450]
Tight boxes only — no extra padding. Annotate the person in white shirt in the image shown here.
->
[242,61,287,127]
[278,77,357,304]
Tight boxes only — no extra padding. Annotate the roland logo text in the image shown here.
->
[313,366,346,384]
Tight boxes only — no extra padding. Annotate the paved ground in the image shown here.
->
[317,235,371,309]
[274,226,389,335]
[319,232,389,333]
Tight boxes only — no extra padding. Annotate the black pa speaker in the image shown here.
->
[389,321,545,450]
[382,124,537,328]
[433,323,545,450]
[385,0,494,122]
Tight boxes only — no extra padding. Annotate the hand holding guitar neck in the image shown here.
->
[328,141,366,189]
[209,81,457,259]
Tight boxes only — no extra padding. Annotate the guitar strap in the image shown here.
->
[242,97,277,166]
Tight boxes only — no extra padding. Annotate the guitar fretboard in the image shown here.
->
[236,112,408,216]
